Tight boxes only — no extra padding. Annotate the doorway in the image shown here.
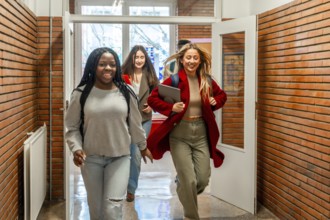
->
[63,3,258,219]
[211,15,257,214]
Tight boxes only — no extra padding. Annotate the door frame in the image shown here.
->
[210,15,257,214]
[63,11,75,220]
[63,12,218,219]
[63,7,258,219]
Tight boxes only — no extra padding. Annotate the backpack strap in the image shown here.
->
[73,85,91,142]
[74,88,83,93]
[170,73,179,88]
[169,61,176,73]
[74,83,134,142]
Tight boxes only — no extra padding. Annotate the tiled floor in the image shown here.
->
[38,152,279,220]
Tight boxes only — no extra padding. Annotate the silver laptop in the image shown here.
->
[158,84,181,103]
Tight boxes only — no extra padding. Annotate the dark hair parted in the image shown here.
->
[121,45,159,87]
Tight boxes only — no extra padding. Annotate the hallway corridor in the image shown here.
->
[38,152,278,220]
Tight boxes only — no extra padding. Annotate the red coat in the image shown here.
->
[147,69,227,167]
[122,75,131,85]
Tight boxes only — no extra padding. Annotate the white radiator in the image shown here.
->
[24,123,47,220]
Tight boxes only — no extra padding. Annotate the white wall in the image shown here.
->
[22,0,63,16]
[249,0,294,15]
[222,0,294,18]
[222,0,250,18]
[23,0,36,14]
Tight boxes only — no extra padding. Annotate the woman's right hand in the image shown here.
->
[73,150,86,167]
[172,102,185,113]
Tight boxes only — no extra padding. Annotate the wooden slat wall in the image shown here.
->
[0,0,37,219]
[257,0,330,219]
[37,16,64,199]
[0,1,64,218]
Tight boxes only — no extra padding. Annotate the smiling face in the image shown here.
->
[180,48,201,76]
[134,50,146,70]
[94,52,117,89]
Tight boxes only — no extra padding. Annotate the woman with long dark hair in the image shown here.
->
[121,45,159,202]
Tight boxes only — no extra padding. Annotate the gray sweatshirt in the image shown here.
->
[64,86,146,157]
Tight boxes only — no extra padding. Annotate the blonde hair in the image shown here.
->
[164,43,212,99]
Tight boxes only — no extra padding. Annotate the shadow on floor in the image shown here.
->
[38,153,279,220]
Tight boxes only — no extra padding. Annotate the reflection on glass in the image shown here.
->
[81,6,123,71]
[130,24,170,80]
[81,6,122,15]
[77,0,215,80]
[130,6,169,16]
[82,23,123,63]
[130,7,170,81]
[76,0,215,17]
[80,5,171,80]
[221,32,245,149]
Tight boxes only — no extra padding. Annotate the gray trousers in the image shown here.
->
[169,119,211,220]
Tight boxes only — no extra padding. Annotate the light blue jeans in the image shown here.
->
[81,155,130,220]
[127,119,152,195]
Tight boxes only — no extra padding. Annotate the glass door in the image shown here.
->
[210,15,257,214]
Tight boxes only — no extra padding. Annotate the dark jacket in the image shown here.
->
[147,69,227,167]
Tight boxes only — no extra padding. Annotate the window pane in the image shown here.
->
[129,6,170,81]
[129,24,170,81]
[221,32,245,149]
[81,6,123,74]
[82,23,123,61]
[81,6,122,15]
[76,0,215,17]
[130,6,169,16]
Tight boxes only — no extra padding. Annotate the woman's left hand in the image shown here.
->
[209,97,217,106]
[140,148,153,164]
[142,104,152,113]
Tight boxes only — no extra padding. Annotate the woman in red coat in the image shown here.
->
[147,43,227,220]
